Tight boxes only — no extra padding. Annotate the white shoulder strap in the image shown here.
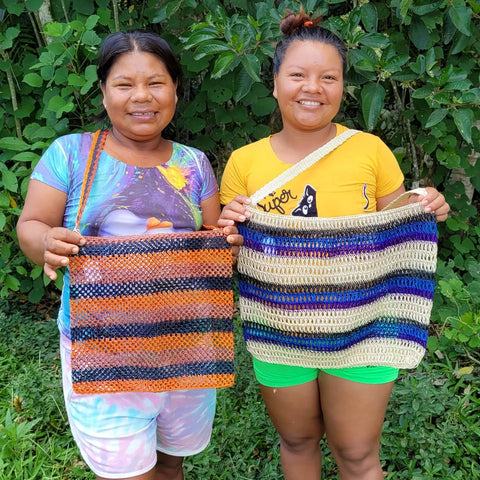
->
[381,187,428,211]
[250,129,360,206]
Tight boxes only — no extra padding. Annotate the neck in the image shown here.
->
[109,127,168,152]
[271,123,338,163]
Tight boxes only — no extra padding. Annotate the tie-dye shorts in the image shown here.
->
[60,334,216,479]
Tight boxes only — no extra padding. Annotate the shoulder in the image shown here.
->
[230,137,270,158]
[172,141,206,159]
[49,132,92,151]
[335,124,394,158]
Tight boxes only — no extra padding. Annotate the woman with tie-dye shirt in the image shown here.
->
[17,30,240,480]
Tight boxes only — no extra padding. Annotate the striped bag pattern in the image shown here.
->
[238,202,438,369]
[69,130,234,394]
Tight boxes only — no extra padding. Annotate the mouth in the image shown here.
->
[129,112,157,117]
[298,100,323,106]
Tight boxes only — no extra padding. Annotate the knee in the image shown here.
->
[279,431,323,455]
[330,442,380,474]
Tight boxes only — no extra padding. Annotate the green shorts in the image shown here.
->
[253,357,399,387]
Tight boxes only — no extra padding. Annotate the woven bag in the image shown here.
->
[237,130,438,369]
[69,130,234,394]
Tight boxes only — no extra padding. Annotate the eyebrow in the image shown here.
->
[110,73,169,81]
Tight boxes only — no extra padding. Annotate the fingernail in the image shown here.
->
[72,246,79,254]
[61,258,68,265]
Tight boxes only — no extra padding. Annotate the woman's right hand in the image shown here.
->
[218,195,252,227]
[43,227,85,280]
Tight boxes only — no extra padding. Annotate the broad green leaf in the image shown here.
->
[448,5,472,36]
[183,116,206,133]
[25,0,44,11]
[193,41,232,60]
[6,2,24,15]
[43,22,65,37]
[425,109,448,128]
[73,0,95,15]
[412,85,434,99]
[241,54,261,82]
[82,30,101,46]
[211,51,237,78]
[0,211,5,231]
[234,67,255,102]
[68,73,86,87]
[359,34,389,48]
[2,169,17,192]
[452,108,474,144]
[361,83,385,131]
[23,72,43,87]
[206,85,232,103]
[399,0,413,21]
[408,16,430,50]
[5,274,20,291]
[0,137,29,151]
[182,30,219,49]
[252,97,277,116]
[12,151,41,163]
[411,1,443,16]
[85,15,100,31]
[360,3,378,32]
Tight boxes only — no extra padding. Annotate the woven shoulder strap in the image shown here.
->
[74,130,108,233]
[250,129,360,205]
[381,187,428,210]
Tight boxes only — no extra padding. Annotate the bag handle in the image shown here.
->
[74,129,108,233]
[381,187,428,211]
[250,129,360,205]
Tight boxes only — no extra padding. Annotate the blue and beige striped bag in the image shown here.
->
[237,130,438,369]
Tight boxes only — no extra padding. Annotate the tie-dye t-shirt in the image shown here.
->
[32,132,218,337]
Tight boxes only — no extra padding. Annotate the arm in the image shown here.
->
[376,185,450,222]
[16,179,85,280]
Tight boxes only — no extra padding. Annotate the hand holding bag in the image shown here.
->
[69,130,235,394]
[237,130,438,369]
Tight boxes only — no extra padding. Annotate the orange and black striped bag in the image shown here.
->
[69,130,234,394]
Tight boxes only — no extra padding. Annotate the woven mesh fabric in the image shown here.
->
[69,229,234,394]
[237,202,438,369]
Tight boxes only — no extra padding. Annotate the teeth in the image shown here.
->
[299,101,321,106]
[131,112,155,116]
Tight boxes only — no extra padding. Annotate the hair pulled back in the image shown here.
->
[273,9,347,75]
[97,30,182,87]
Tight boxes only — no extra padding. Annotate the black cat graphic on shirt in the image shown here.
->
[291,185,317,217]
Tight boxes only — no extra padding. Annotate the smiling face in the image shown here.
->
[101,50,178,143]
[273,40,344,133]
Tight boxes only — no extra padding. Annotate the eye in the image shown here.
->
[290,72,304,78]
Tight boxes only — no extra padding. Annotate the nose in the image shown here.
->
[131,84,152,102]
[303,77,323,93]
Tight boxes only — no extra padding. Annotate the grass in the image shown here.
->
[0,297,479,479]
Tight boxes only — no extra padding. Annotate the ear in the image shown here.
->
[273,74,278,100]
[100,82,107,108]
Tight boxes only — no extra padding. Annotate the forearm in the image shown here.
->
[16,219,51,266]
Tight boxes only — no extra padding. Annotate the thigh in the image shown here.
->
[61,334,167,478]
[318,371,394,451]
[155,388,216,456]
[260,380,324,442]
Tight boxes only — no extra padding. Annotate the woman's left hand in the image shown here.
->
[416,187,450,222]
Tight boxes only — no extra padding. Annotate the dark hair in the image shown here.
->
[272,9,347,75]
[97,30,182,86]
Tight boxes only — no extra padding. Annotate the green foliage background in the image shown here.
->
[0,0,479,360]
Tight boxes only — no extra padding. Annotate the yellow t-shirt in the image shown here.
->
[220,124,404,217]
